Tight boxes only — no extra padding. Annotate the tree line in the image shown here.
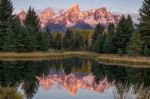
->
[91,16,135,55]
[0,0,150,56]
[91,0,150,56]
[89,0,150,56]
[0,0,89,52]
[0,0,51,52]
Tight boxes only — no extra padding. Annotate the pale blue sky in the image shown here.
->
[12,0,143,14]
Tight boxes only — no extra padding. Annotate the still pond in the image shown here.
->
[0,57,149,99]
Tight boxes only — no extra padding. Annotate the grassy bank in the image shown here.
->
[0,51,98,60]
[96,54,150,68]
[0,51,150,68]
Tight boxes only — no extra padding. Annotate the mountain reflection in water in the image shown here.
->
[0,57,149,99]
[37,73,113,96]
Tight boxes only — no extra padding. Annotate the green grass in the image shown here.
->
[0,51,150,68]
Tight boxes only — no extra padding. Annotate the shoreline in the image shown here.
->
[0,51,150,68]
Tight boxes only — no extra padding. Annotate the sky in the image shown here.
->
[12,0,143,14]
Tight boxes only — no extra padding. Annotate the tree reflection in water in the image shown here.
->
[0,57,149,99]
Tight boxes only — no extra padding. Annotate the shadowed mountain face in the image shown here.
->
[18,4,121,32]
[47,23,66,32]
[46,22,93,32]
[72,22,94,30]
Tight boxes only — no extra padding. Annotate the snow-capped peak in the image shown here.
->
[17,4,121,28]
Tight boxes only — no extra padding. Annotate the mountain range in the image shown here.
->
[18,4,137,32]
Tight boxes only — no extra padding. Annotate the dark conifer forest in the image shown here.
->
[0,0,150,56]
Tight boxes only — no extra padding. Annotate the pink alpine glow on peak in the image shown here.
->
[17,4,121,28]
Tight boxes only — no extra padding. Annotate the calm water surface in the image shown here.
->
[0,57,150,99]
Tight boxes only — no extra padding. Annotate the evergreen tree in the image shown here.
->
[139,0,150,55]
[26,26,38,51]
[2,25,15,51]
[92,24,104,45]
[112,15,134,53]
[24,7,40,51]
[0,0,13,22]
[49,32,55,49]
[0,0,14,51]
[42,31,51,51]
[35,26,51,51]
[63,29,73,50]
[71,33,84,51]
[10,16,24,52]
[36,32,45,51]
[103,23,115,53]
[54,33,63,50]
[115,15,126,53]
[46,27,52,49]
[24,6,39,32]
[91,24,105,52]
[92,34,106,53]
[126,15,134,33]
[20,27,34,52]
[143,46,150,56]
[126,31,142,56]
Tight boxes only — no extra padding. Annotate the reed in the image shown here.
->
[115,82,150,99]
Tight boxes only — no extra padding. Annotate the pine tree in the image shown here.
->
[41,31,51,51]
[2,25,14,51]
[20,27,34,52]
[27,26,38,51]
[103,23,115,53]
[24,6,39,32]
[126,31,142,56]
[45,27,52,49]
[0,0,14,51]
[115,15,126,53]
[126,15,134,33]
[35,32,44,51]
[71,33,84,51]
[143,46,150,56]
[63,29,73,50]
[54,33,63,50]
[112,15,134,53]
[139,0,150,55]
[91,24,105,52]
[125,15,134,49]
[49,32,54,49]
[10,16,23,52]
[92,34,106,53]
[0,0,13,22]
[24,7,40,51]
[92,24,104,45]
